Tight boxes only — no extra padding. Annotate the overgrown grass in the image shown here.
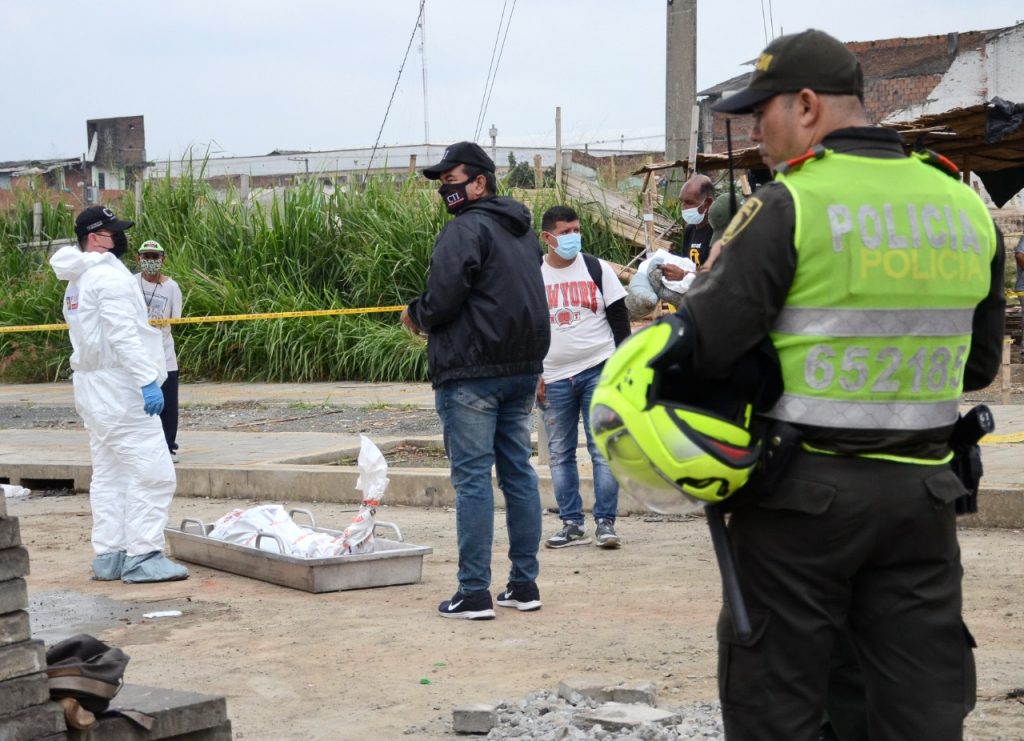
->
[0,173,636,383]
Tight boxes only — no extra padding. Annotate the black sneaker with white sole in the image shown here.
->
[438,590,495,620]
[496,581,542,612]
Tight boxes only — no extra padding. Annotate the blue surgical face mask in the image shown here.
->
[554,232,582,260]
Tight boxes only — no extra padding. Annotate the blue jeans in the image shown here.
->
[540,363,619,524]
[435,374,542,595]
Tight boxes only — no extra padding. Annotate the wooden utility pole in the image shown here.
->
[666,0,697,196]
[533,155,543,189]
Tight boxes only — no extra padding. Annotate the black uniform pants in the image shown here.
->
[718,451,976,741]
[159,370,179,454]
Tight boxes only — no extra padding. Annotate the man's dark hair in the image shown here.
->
[541,206,579,232]
[462,164,496,195]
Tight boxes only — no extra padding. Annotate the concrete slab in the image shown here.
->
[0,671,49,716]
[0,547,30,582]
[573,701,680,731]
[0,610,31,647]
[64,684,229,741]
[452,704,497,734]
[0,518,21,550]
[0,701,67,741]
[0,578,28,614]
[0,639,45,682]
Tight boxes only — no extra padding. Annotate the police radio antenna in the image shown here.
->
[726,118,738,218]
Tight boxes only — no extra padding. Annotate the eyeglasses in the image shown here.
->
[139,253,163,259]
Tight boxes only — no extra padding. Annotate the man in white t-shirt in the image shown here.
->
[538,206,631,549]
[136,240,183,462]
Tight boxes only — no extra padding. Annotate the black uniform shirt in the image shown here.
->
[681,127,1006,459]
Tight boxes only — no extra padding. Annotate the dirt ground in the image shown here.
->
[12,494,1024,740]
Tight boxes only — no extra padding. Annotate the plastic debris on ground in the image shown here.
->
[208,435,391,558]
[142,611,183,619]
[2,483,31,499]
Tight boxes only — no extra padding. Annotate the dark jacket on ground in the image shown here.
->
[408,195,551,387]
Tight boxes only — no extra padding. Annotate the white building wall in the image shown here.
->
[150,144,656,181]
[885,23,1024,123]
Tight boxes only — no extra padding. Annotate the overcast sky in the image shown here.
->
[5,1,1022,162]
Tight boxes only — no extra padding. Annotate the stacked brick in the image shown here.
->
[0,495,66,741]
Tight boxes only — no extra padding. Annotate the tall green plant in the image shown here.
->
[1,170,635,383]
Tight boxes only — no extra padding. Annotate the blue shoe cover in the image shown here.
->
[92,551,126,581]
[121,551,190,583]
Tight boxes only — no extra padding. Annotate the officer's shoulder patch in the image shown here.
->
[775,145,828,175]
[914,149,960,179]
[719,197,764,247]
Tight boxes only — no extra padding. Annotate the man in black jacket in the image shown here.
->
[402,142,551,620]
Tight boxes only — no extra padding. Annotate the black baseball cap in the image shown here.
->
[74,206,134,238]
[422,142,495,180]
[712,29,863,114]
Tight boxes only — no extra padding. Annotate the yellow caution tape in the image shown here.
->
[1007,290,1024,298]
[981,431,1024,445]
[0,305,406,334]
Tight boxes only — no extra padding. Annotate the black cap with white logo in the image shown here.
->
[74,206,134,238]
[711,29,864,114]
[422,142,496,180]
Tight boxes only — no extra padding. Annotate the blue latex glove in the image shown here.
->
[141,381,164,416]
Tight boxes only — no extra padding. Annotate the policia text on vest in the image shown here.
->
[767,150,995,441]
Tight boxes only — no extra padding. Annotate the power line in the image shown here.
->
[474,0,518,143]
[477,0,517,142]
[768,0,776,39]
[364,0,426,181]
[474,1,509,142]
[759,0,769,45]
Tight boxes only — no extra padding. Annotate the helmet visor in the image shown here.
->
[601,428,707,515]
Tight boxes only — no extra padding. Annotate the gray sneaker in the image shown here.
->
[545,522,591,548]
[595,518,621,549]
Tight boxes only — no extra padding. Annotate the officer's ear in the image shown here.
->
[795,88,821,126]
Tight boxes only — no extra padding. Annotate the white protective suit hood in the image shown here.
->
[50,244,166,386]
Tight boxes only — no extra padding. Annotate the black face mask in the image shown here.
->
[109,231,129,259]
[438,180,472,214]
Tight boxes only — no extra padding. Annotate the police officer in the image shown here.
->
[675,29,1005,740]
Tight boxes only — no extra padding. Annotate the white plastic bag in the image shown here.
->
[208,504,347,558]
[639,248,697,293]
[339,435,391,555]
[2,484,31,499]
[206,436,391,558]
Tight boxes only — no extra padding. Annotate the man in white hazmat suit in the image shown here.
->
[50,206,189,583]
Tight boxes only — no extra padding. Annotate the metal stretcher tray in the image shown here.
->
[165,508,432,593]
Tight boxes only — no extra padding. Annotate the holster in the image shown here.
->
[743,419,804,500]
[951,444,983,515]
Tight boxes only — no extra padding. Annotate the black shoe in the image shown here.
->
[496,581,542,612]
[438,590,495,620]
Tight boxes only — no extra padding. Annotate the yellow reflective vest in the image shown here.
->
[767,150,996,446]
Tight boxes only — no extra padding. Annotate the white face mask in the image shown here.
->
[681,206,705,225]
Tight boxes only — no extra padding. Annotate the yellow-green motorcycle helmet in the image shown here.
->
[590,315,761,514]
